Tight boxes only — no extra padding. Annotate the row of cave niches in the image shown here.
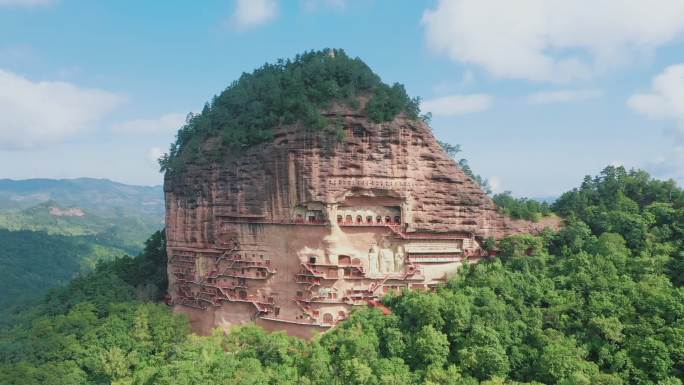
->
[169,244,429,327]
[336,214,401,225]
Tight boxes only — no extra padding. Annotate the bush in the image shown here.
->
[493,191,551,222]
[498,235,545,258]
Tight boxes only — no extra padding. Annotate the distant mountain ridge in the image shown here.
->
[0,200,153,253]
[0,178,165,313]
[0,178,165,253]
[0,177,163,218]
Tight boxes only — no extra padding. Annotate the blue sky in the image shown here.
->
[1,0,684,197]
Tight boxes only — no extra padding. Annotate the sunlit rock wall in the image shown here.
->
[165,109,532,338]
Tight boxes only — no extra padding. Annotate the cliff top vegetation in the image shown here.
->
[160,49,420,172]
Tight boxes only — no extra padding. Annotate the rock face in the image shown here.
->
[165,107,528,338]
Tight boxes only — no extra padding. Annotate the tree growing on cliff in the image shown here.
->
[438,140,492,195]
[162,49,421,172]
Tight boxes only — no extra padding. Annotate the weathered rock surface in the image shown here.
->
[165,107,537,338]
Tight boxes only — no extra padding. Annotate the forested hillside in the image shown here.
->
[0,201,157,254]
[0,178,163,219]
[1,166,682,385]
[0,230,131,317]
[0,178,165,318]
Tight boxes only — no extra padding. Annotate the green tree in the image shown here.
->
[163,49,420,172]
[410,325,449,370]
[499,235,544,258]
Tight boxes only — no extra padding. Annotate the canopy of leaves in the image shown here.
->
[0,229,130,320]
[493,191,552,222]
[2,166,684,385]
[161,49,420,172]
[553,165,683,253]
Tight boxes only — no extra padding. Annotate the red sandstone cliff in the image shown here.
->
[165,106,528,243]
[164,105,543,337]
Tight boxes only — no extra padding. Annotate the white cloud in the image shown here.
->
[231,0,278,30]
[646,146,684,184]
[112,113,186,135]
[628,65,684,185]
[628,64,684,127]
[527,89,602,104]
[488,176,501,194]
[147,147,165,164]
[422,0,684,82]
[0,0,55,6]
[0,69,122,150]
[431,71,476,95]
[420,94,492,116]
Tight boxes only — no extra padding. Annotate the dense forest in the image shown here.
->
[160,49,421,172]
[0,229,130,317]
[1,166,682,384]
[0,179,165,317]
[0,204,163,316]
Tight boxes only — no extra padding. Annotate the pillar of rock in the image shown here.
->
[165,106,531,338]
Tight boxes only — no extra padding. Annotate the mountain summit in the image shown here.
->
[164,50,537,337]
[160,49,420,172]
